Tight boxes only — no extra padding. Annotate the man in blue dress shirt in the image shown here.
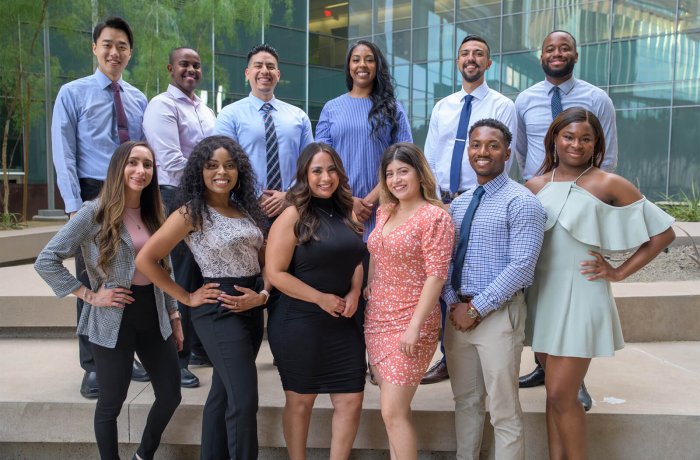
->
[51,16,148,398]
[214,44,313,219]
[514,31,617,408]
[442,119,546,460]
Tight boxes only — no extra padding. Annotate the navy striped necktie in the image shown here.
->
[261,102,282,191]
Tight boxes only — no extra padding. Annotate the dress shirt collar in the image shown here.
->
[94,68,124,90]
[458,80,490,102]
[543,76,576,96]
[166,84,202,106]
[480,171,509,196]
[248,92,279,111]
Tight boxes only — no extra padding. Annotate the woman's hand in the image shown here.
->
[186,282,221,307]
[342,290,361,318]
[171,318,184,351]
[580,251,622,282]
[363,282,372,302]
[399,325,420,357]
[88,286,134,308]
[217,285,266,313]
[317,293,346,317]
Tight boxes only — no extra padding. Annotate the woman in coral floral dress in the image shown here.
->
[364,142,454,460]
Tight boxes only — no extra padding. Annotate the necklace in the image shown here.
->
[552,165,593,184]
[317,206,334,218]
[124,211,142,230]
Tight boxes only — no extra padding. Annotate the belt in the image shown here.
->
[79,178,104,188]
[159,185,179,192]
[440,189,465,205]
[457,294,473,303]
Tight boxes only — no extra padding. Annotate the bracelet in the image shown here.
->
[169,311,181,320]
[259,289,270,305]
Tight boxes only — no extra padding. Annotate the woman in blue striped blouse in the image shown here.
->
[315,40,413,241]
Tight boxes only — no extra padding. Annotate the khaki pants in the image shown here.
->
[445,292,526,460]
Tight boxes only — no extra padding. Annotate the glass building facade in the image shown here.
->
[8,0,700,210]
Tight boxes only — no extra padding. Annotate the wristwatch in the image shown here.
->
[466,305,480,320]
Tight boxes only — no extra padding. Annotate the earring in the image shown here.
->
[591,153,596,166]
[554,148,559,165]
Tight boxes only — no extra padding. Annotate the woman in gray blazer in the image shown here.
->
[35,141,182,460]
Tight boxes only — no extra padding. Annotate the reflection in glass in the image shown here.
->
[413,24,454,62]
[616,108,670,197]
[555,1,611,44]
[503,0,554,15]
[455,17,501,53]
[413,0,454,28]
[613,0,677,40]
[374,31,411,65]
[679,0,700,32]
[501,51,540,93]
[349,0,373,37]
[610,36,674,85]
[457,0,501,22]
[676,33,700,82]
[309,33,348,68]
[669,107,700,196]
[267,26,307,63]
[502,10,553,52]
[576,43,609,87]
[412,61,455,119]
[674,80,700,106]
[309,67,346,103]
[609,83,673,109]
[376,0,412,33]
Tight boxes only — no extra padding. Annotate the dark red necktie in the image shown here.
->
[110,81,130,144]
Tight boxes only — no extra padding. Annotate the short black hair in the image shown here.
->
[246,44,279,65]
[469,118,513,146]
[93,16,134,49]
[460,34,490,58]
[169,47,199,64]
[542,30,577,49]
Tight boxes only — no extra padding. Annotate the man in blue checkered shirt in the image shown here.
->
[442,119,546,459]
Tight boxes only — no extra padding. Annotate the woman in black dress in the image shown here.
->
[266,142,366,460]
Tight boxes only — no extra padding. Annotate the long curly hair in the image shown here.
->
[378,142,442,209]
[345,40,400,140]
[94,141,167,276]
[287,142,362,244]
[177,135,266,232]
[539,107,606,175]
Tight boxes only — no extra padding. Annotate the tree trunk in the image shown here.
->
[2,118,11,217]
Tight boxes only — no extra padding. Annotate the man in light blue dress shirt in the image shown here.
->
[143,47,217,390]
[442,119,546,460]
[214,44,313,218]
[51,17,148,398]
[422,35,517,384]
[514,31,618,408]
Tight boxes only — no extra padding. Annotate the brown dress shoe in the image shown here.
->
[420,360,449,384]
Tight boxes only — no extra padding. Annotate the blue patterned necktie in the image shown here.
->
[551,86,563,119]
[261,102,282,191]
[451,186,485,292]
[449,94,474,194]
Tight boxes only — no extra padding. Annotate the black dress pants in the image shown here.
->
[160,185,207,367]
[192,276,264,460]
[91,285,181,460]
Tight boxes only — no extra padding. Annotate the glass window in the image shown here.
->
[485,55,502,91]
[501,51,541,93]
[679,0,700,32]
[502,10,554,52]
[270,1,307,29]
[50,27,92,79]
[674,80,700,106]
[676,33,700,82]
[376,0,412,34]
[455,17,501,54]
[216,54,248,96]
[576,43,609,87]
[669,107,700,196]
[412,61,454,119]
[457,0,501,22]
[309,66,345,103]
[609,83,673,109]
[610,36,675,85]
[309,33,348,68]
[393,64,411,97]
[272,63,306,101]
[613,0,678,40]
[374,31,411,65]
[413,0,454,28]
[266,26,307,64]
[219,21,261,55]
[503,0,553,15]
[555,1,611,43]
[413,24,454,62]
[412,117,430,148]
[349,0,373,37]
[616,108,670,198]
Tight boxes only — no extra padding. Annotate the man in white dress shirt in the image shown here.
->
[421,34,517,384]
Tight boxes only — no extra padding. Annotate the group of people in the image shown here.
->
[33,14,675,460]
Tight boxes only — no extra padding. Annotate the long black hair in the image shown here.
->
[345,40,400,140]
[178,135,266,232]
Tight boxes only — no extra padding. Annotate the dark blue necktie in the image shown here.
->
[449,94,474,194]
[551,86,563,119]
[261,102,282,191]
[451,186,485,292]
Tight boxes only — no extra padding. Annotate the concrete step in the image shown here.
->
[1,261,698,342]
[0,338,698,459]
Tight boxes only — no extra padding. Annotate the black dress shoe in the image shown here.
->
[80,371,99,399]
[189,352,212,367]
[420,360,449,384]
[519,365,546,388]
[578,382,592,412]
[131,360,150,382]
[180,368,200,388]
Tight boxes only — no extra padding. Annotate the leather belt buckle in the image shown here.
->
[457,294,473,303]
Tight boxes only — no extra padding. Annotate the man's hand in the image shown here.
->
[352,197,372,223]
[260,190,289,218]
[449,302,479,332]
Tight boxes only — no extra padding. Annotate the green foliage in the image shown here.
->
[0,212,23,230]
[657,183,700,222]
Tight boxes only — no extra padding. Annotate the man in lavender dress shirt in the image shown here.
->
[143,47,217,388]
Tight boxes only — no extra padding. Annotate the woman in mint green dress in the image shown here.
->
[524,108,675,460]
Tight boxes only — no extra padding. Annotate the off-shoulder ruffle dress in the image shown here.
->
[525,181,674,358]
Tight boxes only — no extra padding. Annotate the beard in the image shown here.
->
[460,66,483,83]
[541,59,575,79]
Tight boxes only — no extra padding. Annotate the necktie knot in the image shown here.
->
[261,102,273,114]
[110,81,120,92]
[474,185,485,199]
[463,94,473,105]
